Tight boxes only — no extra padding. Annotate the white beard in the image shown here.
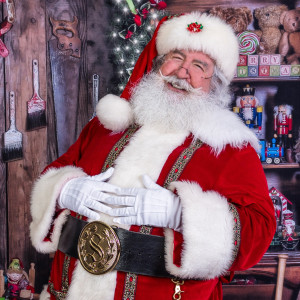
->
[242,106,253,121]
[130,72,232,133]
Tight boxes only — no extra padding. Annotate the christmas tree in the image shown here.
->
[109,0,168,94]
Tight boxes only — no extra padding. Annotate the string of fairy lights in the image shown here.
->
[109,0,168,94]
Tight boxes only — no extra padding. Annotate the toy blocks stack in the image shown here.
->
[236,54,300,78]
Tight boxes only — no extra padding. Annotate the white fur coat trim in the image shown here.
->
[66,263,116,300]
[165,181,235,279]
[96,94,260,155]
[30,166,86,253]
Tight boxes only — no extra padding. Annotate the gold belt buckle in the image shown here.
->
[77,221,121,275]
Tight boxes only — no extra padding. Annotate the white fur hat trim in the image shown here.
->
[96,94,134,132]
[156,12,239,81]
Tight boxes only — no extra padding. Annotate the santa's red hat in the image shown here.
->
[121,11,239,100]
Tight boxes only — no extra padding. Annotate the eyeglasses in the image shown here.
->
[165,52,215,80]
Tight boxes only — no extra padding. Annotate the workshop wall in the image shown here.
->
[0,0,114,292]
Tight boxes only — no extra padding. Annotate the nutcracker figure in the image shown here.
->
[273,104,294,162]
[233,84,263,135]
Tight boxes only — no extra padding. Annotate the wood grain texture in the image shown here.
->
[3,0,48,292]
[0,8,7,271]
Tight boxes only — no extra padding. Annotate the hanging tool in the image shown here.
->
[49,16,81,156]
[2,91,23,162]
[26,59,47,130]
[91,74,99,119]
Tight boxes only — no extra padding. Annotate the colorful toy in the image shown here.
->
[5,258,34,299]
[269,187,300,250]
[259,139,284,164]
[279,8,300,65]
[273,104,294,162]
[254,5,288,54]
[237,31,260,55]
[233,84,263,134]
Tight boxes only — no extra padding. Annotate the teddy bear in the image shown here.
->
[209,6,253,34]
[279,8,300,64]
[254,4,288,54]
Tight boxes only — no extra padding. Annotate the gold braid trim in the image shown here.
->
[49,255,71,299]
[101,125,139,173]
[122,273,138,300]
[229,203,241,262]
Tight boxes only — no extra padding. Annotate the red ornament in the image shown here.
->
[149,0,167,10]
[133,14,142,26]
[142,8,149,19]
[187,22,203,33]
[125,30,133,39]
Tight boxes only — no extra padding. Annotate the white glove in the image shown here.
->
[58,168,119,220]
[103,175,182,231]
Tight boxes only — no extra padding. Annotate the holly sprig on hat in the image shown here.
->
[187,22,203,32]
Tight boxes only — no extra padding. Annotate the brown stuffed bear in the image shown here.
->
[279,8,300,64]
[209,6,253,34]
[254,4,288,54]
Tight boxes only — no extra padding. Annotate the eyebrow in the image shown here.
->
[171,50,209,68]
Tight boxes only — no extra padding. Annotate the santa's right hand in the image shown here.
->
[57,168,118,220]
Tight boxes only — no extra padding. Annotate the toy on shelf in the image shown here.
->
[237,31,260,55]
[259,138,284,164]
[273,104,294,162]
[279,8,300,65]
[269,187,300,250]
[233,84,263,135]
[3,258,34,299]
[253,5,288,54]
[208,6,253,34]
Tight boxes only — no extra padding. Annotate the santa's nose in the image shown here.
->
[176,66,190,79]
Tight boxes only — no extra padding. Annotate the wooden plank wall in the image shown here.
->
[0,4,7,273]
[0,0,114,292]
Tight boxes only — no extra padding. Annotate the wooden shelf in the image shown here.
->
[259,251,300,266]
[233,77,300,83]
[262,163,300,169]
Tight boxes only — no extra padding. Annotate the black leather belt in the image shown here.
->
[58,215,172,277]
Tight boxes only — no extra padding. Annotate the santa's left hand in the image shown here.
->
[102,175,182,231]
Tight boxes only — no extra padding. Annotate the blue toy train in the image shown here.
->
[259,138,284,164]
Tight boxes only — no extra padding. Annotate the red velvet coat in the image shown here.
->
[30,96,276,300]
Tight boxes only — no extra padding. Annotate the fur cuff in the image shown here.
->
[30,166,86,253]
[96,94,134,132]
[165,181,235,279]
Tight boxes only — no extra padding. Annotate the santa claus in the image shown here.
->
[30,12,276,300]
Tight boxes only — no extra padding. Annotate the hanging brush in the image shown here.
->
[2,91,23,162]
[26,59,46,130]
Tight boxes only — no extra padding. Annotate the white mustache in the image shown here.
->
[159,70,202,94]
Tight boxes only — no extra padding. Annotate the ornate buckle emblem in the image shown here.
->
[77,221,121,275]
